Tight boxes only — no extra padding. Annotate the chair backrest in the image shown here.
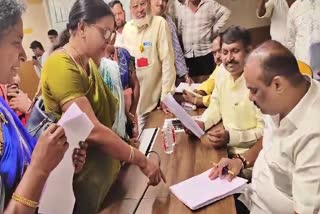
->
[298,60,313,78]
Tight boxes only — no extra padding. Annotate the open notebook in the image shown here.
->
[170,169,248,210]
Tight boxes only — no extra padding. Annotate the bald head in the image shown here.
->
[246,40,303,86]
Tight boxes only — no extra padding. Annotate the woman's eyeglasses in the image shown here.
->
[91,24,114,41]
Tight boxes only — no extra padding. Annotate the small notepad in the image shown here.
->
[170,169,248,210]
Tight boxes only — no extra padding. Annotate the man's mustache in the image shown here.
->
[225,60,239,66]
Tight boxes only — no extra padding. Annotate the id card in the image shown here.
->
[137,57,149,68]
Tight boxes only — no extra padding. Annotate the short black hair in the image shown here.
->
[247,40,303,86]
[30,40,44,51]
[108,0,123,9]
[222,26,251,49]
[47,29,58,37]
[212,32,223,48]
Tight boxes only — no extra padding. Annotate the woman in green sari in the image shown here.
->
[41,0,166,213]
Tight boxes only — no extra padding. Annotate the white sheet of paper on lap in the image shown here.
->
[39,103,94,214]
[170,169,248,210]
[162,94,204,138]
[175,82,201,93]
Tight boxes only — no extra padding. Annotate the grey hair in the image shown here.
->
[0,0,26,39]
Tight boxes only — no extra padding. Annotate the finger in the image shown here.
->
[160,169,167,183]
[208,166,219,180]
[162,108,169,115]
[79,141,88,150]
[77,149,87,157]
[45,123,59,134]
[226,173,235,182]
[63,142,69,152]
[52,126,66,139]
[7,92,19,97]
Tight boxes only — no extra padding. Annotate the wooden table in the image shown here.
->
[101,109,236,214]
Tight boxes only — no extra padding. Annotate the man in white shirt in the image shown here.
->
[256,0,295,45]
[109,0,127,47]
[209,40,320,214]
[286,0,320,71]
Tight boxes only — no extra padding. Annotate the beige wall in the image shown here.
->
[22,0,51,59]
[217,0,270,29]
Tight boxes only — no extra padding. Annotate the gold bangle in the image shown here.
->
[12,193,39,208]
[128,145,134,162]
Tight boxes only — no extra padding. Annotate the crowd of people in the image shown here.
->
[0,0,320,213]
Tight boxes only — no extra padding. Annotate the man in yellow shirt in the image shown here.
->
[196,26,264,155]
[121,0,176,131]
[182,32,224,107]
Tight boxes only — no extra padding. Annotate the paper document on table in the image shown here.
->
[170,169,248,210]
[139,128,159,155]
[175,82,201,93]
[39,103,94,214]
[163,94,204,138]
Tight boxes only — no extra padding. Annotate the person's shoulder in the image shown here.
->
[152,15,167,24]
[123,20,135,32]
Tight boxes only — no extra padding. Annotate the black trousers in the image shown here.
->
[234,194,250,214]
[185,52,215,77]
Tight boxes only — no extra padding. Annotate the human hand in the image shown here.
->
[206,127,229,149]
[159,101,170,114]
[182,89,196,104]
[8,91,32,113]
[208,158,243,182]
[183,74,194,85]
[184,120,204,136]
[140,158,166,186]
[73,141,88,174]
[30,124,68,176]
[128,138,139,148]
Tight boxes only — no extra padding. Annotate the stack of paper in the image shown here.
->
[39,103,94,214]
[170,169,248,210]
[175,82,201,93]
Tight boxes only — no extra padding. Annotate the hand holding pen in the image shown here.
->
[208,158,243,182]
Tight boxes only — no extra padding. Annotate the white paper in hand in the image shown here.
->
[162,94,204,138]
[39,103,94,214]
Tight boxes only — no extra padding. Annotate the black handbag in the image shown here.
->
[26,96,56,139]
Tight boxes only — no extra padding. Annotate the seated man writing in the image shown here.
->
[182,33,224,107]
[210,40,320,214]
[194,26,264,155]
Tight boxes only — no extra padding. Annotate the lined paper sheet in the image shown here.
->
[170,169,248,210]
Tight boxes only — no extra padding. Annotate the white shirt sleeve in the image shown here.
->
[292,133,320,213]
[286,7,296,54]
[257,0,275,18]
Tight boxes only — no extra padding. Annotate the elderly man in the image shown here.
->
[109,0,127,47]
[172,0,230,76]
[209,40,320,214]
[150,0,192,84]
[195,26,264,155]
[256,0,295,45]
[121,0,176,131]
[183,32,224,107]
